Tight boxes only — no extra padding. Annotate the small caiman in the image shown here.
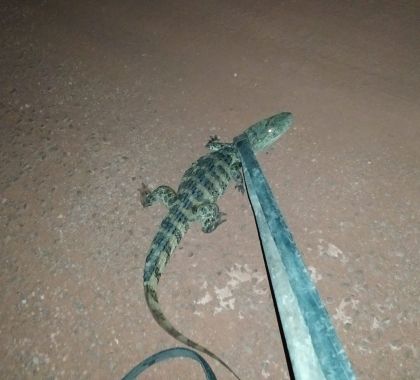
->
[141,112,293,379]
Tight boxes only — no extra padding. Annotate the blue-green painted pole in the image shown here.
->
[234,116,356,380]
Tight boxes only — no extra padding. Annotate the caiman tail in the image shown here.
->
[143,210,241,379]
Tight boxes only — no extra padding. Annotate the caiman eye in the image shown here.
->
[268,128,273,133]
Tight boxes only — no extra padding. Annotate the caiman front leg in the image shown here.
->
[229,161,245,194]
[195,201,226,233]
[205,136,233,152]
[140,183,178,209]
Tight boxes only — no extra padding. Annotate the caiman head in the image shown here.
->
[244,112,293,152]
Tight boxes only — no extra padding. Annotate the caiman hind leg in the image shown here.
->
[195,201,226,233]
[140,183,177,208]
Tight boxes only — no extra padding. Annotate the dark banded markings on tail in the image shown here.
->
[153,252,166,281]
[145,285,159,302]
[161,216,183,246]
[152,240,173,279]
[152,308,167,323]
[147,230,172,262]
[172,210,189,243]
[154,229,167,246]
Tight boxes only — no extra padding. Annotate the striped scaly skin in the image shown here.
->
[141,112,293,379]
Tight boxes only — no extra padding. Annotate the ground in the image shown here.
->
[0,1,419,379]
